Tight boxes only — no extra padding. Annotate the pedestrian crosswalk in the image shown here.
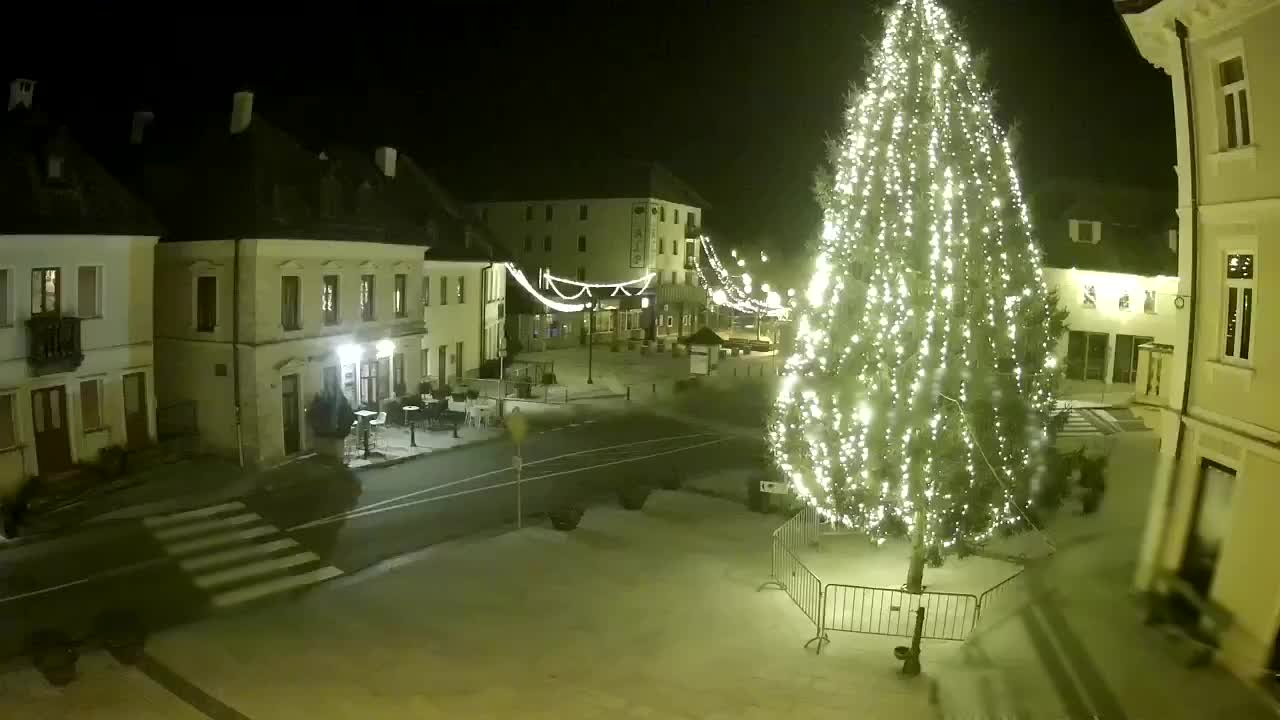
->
[1053,402,1125,439]
[144,501,342,609]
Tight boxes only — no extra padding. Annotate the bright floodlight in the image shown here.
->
[712,289,728,305]
[376,338,396,357]
[336,343,363,365]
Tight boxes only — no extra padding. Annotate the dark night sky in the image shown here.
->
[6,0,1173,259]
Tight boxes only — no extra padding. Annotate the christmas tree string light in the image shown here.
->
[769,0,1060,591]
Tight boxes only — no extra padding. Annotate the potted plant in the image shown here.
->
[306,392,356,460]
[451,388,468,402]
[656,338,666,352]
[466,388,480,401]
[433,384,452,401]
[619,479,652,510]
[516,378,534,399]
[549,504,585,531]
[418,381,433,399]
[98,444,128,479]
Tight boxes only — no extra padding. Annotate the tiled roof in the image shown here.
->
[1031,179,1176,276]
[469,159,709,209]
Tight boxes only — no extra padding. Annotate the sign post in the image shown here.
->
[506,408,529,529]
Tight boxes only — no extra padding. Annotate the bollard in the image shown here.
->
[895,606,926,677]
[626,386,631,402]
[651,382,656,396]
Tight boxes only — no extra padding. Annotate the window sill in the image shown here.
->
[0,444,19,455]
[1206,359,1255,382]
[1208,145,1258,173]
[79,314,104,321]
[83,426,108,435]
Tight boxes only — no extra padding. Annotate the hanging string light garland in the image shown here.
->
[543,271,654,300]
[696,235,789,318]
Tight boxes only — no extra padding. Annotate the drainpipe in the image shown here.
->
[233,237,244,468]
[1149,19,1200,580]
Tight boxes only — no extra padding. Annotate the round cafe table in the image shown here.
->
[353,409,378,458]
[402,405,420,447]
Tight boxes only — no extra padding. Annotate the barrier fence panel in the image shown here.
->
[976,568,1027,628]
[822,584,978,642]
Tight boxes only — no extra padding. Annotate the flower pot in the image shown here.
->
[549,506,585,531]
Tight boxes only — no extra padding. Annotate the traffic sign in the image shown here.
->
[760,480,792,495]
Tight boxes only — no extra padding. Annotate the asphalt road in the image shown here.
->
[0,410,763,668]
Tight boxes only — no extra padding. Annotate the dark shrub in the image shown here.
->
[98,444,128,479]
[418,381,433,397]
[451,390,467,402]
[433,384,452,400]
[541,372,557,385]
[611,341,620,352]
[306,393,355,439]
[619,481,652,510]
[516,379,533,399]
[466,389,480,400]
[479,359,502,379]
[28,629,78,687]
[95,610,146,666]
[746,475,769,513]
[549,505,585,531]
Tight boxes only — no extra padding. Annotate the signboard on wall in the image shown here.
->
[629,203,648,268]
[647,205,659,267]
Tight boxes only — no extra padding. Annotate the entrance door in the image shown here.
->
[31,386,72,476]
[455,341,464,384]
[123,372,149,450]
[1113,334,1154,384]
[438,345,447,388]
[281,373,300,455]
[1065,331,1108,381]
[1175,460,1235,623]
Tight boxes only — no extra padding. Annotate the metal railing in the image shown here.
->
[975,568,1027,628]
[758,506,826,648]
[822,584,978,642]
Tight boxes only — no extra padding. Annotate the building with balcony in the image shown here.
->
[0,79,160,492]
[1119,0,1280,687]
[140,92,432,466]
[1031,180,1179,394]
[470,160,708,349]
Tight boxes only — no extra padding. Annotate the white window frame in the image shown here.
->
[0,266,13,327]
[76,265,104,319]
[194,274,218,332]
[1222,250,1256,366]
[1070,220,1101,245]
[0,391,17,451]
[1214,43,1254,151]
[281,274,303,331]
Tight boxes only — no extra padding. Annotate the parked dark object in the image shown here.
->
[1078,454,1107,514]
[541,372,557,385]
[479,359,502,379]
[28,629,78,686]
[306,393,355,439]
[94,610,146,665]
[451,390,467,402]
[747,475,769,513]
[627,339,637,351]
[656,338,666,352]
[611,341,620,352]
[549,505,585,531]
[97,444,128,478]
[660,471,684,491]
[619,480,652,510]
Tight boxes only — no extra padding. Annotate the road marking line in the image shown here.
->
[298,437,728,530]
[194,551,320,589]
[163,526,277,555]
[143,502,246,528]
[211,566,343,608]
[180,538,300,572]
[153,513,261,542]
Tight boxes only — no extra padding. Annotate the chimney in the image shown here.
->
[130,110,154,145]
[374,146,397,178]
[230,90,253,134]
[8,78,35,111]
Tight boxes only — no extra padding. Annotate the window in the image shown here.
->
[394,274,408,317]
[660,206,666,222]
[281,275,301,330]
[525,205,533,221]
[579,204,588,221]
[422,276,430,307]
[322,365,340,397]
[77,266,102,318]
[1219,56,1252,149]
[0,393,14,449]
[80,379,104,431]
[1224,253,1255,362]
[524,235,533,252]
[360,274,375,321]
[393,352,405,395]
[545,204,554,221]
[440,276,449,306]
[322,275,339,325]
[544,235,552,252]
[1081,284,1096,309]
[1072,220,1099,244]
[577,235,587,252]
[577,267,586,282]
[31,267,60,315]
[672,240,679,255]
[196,275,217,332]
[0,268,9,326]
[1144,290,1157,315]
[421,348,431,379]
[1118,291,1130,313]
[674,209,680,225]
[688,212,697,227]
[671,271,678,284]
[456,276,465,304]
[658,239,665,254]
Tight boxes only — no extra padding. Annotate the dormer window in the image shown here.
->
[1070,220,1100,245]
[46,154,63,181]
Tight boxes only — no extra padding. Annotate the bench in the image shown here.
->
[1144,570,1232,667]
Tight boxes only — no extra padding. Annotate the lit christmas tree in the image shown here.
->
[770,0,1063,593]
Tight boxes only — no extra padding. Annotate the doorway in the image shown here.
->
[1065,331,1109,381]
[455,341,464,384]
[438,345,448,389]
[1175,459,1235,623]
[1113,334,1154,384]
[31,386,72,476]
[281,373,300,455]
[123,372,149,450]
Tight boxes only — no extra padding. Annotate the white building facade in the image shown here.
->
[1121,0,1280,685]
[420,259,506,390]
[1,79,160,496]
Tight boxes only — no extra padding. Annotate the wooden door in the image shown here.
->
[123,372,149,449]
[281,373,300,455]
[31,386,72,475]
[438,345,447,388]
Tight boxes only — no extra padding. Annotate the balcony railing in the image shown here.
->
[26,314,83,376]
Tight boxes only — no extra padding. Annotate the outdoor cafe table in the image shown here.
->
[354,409,378,459]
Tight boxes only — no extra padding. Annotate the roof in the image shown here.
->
[684,327,725,346]
[469,158,709,209]
[134,112,428,246]
[1114,0,1166,13]
[1030,179,1176,276]
[0,106,161,236]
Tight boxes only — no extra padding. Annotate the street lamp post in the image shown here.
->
[587,300,596,385]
